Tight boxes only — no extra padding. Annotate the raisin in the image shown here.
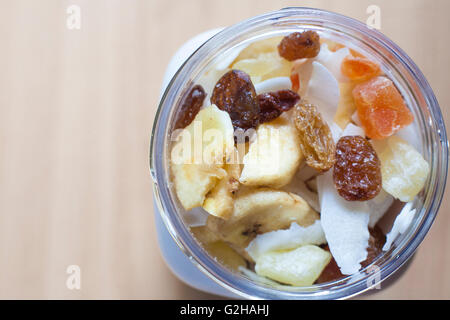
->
[257,89,300,123]
[174,84,206,129]
[293,100,336,171]
[316,228,386,284]
[333,135,382,201]
[211,70,260,130]
[278,31,321,61]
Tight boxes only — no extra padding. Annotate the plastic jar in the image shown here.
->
[150,7,448,299]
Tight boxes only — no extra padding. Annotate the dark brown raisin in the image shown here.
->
[333,135,382,201]
[174,84,206,129]
[293,100,335,171]
[278,31,321,61]
[211,70,260,130]
[257,89,300,123]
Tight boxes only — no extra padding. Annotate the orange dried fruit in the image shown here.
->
[349,48,366,58]
[341,55,381,82]
[352,76,414,140]
[290,72,299,92]
[320,38,345,52]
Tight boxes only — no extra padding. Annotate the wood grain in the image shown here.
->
[0,0,448,299]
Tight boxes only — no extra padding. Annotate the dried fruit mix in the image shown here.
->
[168,28,429,288]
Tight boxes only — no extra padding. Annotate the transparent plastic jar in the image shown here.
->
[150,7,448,299]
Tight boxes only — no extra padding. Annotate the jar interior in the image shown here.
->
[152,8,446,299]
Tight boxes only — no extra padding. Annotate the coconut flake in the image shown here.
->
[282,165,320,212]
[295,163,318,182]
[342,123,365,136]
[292,59,313,97]
[183,207,209,227]
[351,111,363,127]
[396,124,422,153]
[315,43,350,82]
[383,202,415,251]
[246,220,326,261]
[317,171,370,275]
[367,189,394,228]
[254,77,292,94]
[215,42,248,70]
[305,61,340,124]
[329,121,343,143]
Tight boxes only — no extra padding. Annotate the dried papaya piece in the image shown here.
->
[352,76,414,140]
[341,55,381,82]
[320,38,345,52]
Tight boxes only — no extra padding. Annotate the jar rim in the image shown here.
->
[150,7,448,299]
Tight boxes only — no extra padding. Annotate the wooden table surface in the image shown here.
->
[0,0,449,299]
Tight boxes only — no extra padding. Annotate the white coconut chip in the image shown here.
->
[340,123,394,228]
[295,163,319,182]
[351,111,363,127]
[183,207,209,227]
[395,124,423,153]
[367,189,394,228]
[383,202,415,251]
[291,59,313,97]
[281,165,320,212]
[342,123,365,137]
[254,76,292,95]
[329,121,343,143]
[246,220,326,261]
[214,42,249,70]
[305,61,340,124]
[315,43,350,82]
[317,171,371,275]
[283,181,320,212]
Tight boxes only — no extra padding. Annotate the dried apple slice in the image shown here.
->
[206,188,319,249]
[240,116,303,188]
[232,52,291,84]
[254,245,331,286]
[372,136,430,202]
[171,105,234,210]
[246,220,326,261]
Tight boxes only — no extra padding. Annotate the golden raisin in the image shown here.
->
[333,135,382,201]
[257,89,300,123]
[174,84,206,129]
[211,70,260,130]
[278,31,321,61]
[293,100,335,171]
